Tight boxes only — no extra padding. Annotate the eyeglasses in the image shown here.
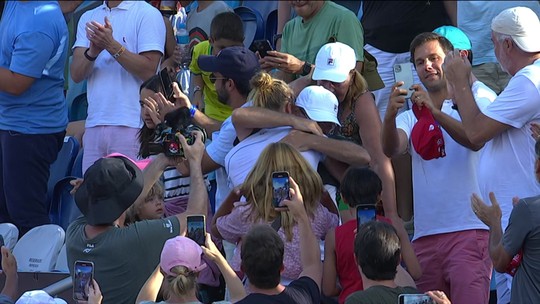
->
[209,73,229,84]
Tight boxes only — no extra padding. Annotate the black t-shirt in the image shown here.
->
[361,1,450,53]
[235,277,320,304]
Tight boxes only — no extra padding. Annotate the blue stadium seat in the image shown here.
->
[69,92,88,122]
[265,9,278,49]
[71,148,84,178]
[234,6,265,49]
[47,137,79,210]
[49,176,82,231]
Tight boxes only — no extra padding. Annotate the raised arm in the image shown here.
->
[322,228,340,297]
[355,92,398,218]
[281,177,322,288]
[412,85,484,151]
[136,266,163,304]
[202,233,246,302]
[382,84,410,158]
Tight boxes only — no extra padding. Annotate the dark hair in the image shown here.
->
[409,32,454,68]
[240,225,283,289]
[138,75,164,158]
[536,137,540,158]
[340,167,382,208]
[234,77,253,98]
[354,221,401,281]
[210,12,244,43]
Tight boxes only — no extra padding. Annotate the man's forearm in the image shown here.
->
[381,116,402,157]
[1,273,18,301]
[193,110,222,137]
[452,83,485,144]
[308,136,370,166]
[185,160,208,215]
[71,48,96,83]
[298,214,320,270]
[432,109,483,151]
[107,42,161,82]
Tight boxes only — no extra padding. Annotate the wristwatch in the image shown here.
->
[300,61,313,76]
[84,48,97,61]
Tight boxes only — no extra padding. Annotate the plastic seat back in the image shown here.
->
[49,176,82,231]
[53,243,69,273]
[47,137,79,209]
[265,9,278,49]
[0,223,19,250]
[13,224,65,272]
[234,6,265,49]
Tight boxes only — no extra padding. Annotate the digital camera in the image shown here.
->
[147,107,206,157]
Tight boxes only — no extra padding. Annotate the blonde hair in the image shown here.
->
[164,265,198,298]
[344,70,369,107]
[248,72,293,111]
[124,180,164,225]
[240,142,323,241]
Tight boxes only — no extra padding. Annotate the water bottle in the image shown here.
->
[175,23,189,67]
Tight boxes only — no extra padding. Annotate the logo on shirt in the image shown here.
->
[83,243,94,254]
[163,219,173,233]
[429,124,435,131]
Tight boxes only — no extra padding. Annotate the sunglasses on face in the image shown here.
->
[209,73,229,84]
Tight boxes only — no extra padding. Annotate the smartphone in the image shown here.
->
[186,215,206,246]
[250,39,274,58]
[398,294,434,304]
[356,204,377,228]
[393,62,415,99]
[73,260,94,301]
[159,68,175,101]
[272,171,290,208]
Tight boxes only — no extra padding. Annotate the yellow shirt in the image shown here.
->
[189,40,232,122]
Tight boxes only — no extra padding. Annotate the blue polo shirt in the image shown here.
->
[0,1,68,134]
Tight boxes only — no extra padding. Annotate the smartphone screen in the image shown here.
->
[393,62,415,99]
[159,68,174,101]
[398,294,434,304]
[73,260,94,301]
[272,171,290,208]
[356,204,377,228]
[250,39,273,58]
[187,215,206,246]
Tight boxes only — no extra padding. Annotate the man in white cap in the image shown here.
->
[444,6,540,302]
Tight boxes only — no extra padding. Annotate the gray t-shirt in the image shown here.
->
[503,195,540,304]
[345,285,419,304]
[66,216,181,304]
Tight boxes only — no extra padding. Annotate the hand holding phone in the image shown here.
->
[398,294,435,304]
[186,215,206,246]
[159,68,175,101]
[393,63,415,99]
[73,260,94,301]
[356,204,377,228]
[250,39,274,58]
[272,171,290,209]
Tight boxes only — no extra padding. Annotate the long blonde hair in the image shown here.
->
[240,142,323,241]
[248,72,293,111]
[344,69,369,108]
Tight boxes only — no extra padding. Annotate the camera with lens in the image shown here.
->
[147,107,206,157]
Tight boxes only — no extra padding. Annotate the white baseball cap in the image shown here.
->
[491,6,540,53]
[16,290,67,304]
[312,42,357,83]
[295,86,340,126]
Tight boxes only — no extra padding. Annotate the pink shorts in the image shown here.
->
[412,229,492,304]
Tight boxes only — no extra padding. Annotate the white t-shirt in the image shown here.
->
[396,82,494,240]
[74,1,165,128]
[478,59,540,229]
[224,126,323,189]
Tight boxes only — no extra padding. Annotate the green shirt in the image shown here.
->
[282,1,364,69]
[66,216,181,304]
[345,285,420,304]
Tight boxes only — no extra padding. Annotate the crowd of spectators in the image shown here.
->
[1,1,540,304]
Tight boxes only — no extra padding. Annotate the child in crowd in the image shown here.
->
[322,167,421,303]
[125,181,165,226]
[189,11,244,119]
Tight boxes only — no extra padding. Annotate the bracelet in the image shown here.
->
[189,104,197,118]
[112,45,126,59]
[84,48,97,61]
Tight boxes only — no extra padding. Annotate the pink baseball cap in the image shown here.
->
[105,153,150,170]
[160,236,207,276]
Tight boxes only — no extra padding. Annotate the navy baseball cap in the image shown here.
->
[198,46,260,88]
